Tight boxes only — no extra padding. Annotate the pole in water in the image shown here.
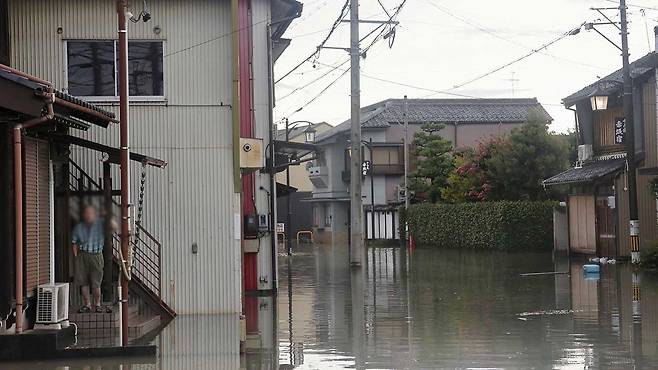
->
[349,0,363,266]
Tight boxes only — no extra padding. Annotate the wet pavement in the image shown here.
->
[4,245,658,369]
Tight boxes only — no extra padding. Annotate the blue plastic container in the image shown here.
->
[583,264,600,273]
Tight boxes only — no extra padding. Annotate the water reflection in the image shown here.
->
[279,246,658,369]
[7,246,658,369]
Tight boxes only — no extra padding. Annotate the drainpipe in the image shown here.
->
[232,0,241,193]
[116,0,130,346]
[13,89,55,334]
[266,23,277,292]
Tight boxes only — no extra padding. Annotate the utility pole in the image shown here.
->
[369,138,375,241]
[285,118,292,256]
[403,96,409,211]
[349,0,363,266]
[620,0,640,263]
[117,0,130,346]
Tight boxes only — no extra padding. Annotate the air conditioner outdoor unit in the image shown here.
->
[578,144,593,162]
[36,283,69,325]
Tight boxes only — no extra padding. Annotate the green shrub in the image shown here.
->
[404,201,555,250]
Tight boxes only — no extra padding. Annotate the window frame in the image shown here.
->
[64,39,166,103]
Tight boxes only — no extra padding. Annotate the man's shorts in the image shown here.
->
[75,251,104,289]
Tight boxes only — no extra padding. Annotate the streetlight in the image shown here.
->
[304,125,316,143]
[283,119,316,255]
[590,95,609,111]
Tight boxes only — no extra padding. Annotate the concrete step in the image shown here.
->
[69,304,139,331]
[127,314,161,338]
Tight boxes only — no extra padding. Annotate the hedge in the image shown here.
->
[401,201,555,250]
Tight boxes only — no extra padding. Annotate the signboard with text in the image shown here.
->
[615,117,626,144]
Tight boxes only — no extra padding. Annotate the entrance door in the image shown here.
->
[595,196,616,257]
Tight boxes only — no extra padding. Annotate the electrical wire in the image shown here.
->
[282,0,408,116]
[276,0,350,84]
[424,0,608,71]
[447,23,585,91]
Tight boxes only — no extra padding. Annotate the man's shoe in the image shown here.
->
[78,306,91,313]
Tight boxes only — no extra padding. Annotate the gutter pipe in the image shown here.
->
[116,0,131,347]
[13,88,55,334]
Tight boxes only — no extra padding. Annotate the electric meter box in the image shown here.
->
[240,138,264,170]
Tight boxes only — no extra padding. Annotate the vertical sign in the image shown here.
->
[615,117,626,144]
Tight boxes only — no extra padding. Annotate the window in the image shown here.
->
[372,146,402,166]
[67,40,164,98]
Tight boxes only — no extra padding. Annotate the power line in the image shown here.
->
[314,61,480,98]
[447,23,585,91]
[276,0,350,84]
[278,59,351,100]
[282,0,409,116]
[424,0,608,71]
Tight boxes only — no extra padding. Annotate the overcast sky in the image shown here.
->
[273,0,658,133]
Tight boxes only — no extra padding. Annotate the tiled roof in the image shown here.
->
[316,98,552,143]
[543,159,626,186]
[563,52,658,106]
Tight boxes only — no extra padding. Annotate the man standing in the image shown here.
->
[72,205,113,313]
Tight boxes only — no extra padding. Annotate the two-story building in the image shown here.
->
[2,0,302,322]
[544,51,658,258]
[308,98,552,244]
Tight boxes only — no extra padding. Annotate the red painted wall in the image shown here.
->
[238,0,258,292]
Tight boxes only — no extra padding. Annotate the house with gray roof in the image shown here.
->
[307,97,551,245]
[544,45,658,259]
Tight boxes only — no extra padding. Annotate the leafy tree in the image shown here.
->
[485,112,569,201]
[409,123,454,202]
[441,141,498,202]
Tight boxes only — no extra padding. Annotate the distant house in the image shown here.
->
[275,122,332,242]
[308,98,551,244]
[544,51,658,258]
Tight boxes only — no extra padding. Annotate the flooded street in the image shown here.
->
[275,245,658,369]
[5,245,658,369]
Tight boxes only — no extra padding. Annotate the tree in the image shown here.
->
[409,123,454,202]
[485,112,569,201]
[441,140,500,203]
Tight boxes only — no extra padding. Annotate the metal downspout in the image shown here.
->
[266,23,277,292]
[232,0,241,193]
[13,89,55,334]
[116,0,130,346]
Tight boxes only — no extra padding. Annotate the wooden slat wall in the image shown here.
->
[643,78,658,167]
[638,174,658,249]
[616,174,657,257]
[593,107,625,151]
[23,137,50,295]
[568,195,596,254]
[616,174,630,257]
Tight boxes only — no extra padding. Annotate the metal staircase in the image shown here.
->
[67,159,176,321]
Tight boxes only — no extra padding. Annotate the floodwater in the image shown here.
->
[4,245,658,369]
[272,245,658,369]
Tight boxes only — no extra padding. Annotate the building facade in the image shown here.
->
[3,0,301,315]
[309,98,552,244]
[545,51,658,258]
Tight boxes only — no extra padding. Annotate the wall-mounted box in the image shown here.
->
[240,138,264,171]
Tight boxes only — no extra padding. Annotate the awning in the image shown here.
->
[273,139,318,159]
[543,159,625,186]
[276,182,298,197]
[54,134,167,168]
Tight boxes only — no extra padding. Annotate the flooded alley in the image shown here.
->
[4,245,658,369]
